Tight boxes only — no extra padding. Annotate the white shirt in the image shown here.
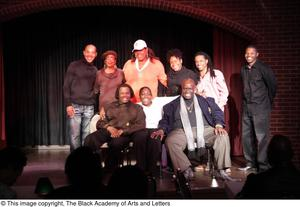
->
[196,69,229,111]
[138,96,178,129]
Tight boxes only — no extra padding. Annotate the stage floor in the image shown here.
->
[12,148,249,199]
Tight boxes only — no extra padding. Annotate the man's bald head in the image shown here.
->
[83,44,97,63]
[181,78,197,100]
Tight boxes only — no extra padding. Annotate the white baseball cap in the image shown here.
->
[132,39,147,52]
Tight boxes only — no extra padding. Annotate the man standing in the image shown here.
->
[165,49,198,96]
[239,45,277,172]
[123,39,167,102]
[63,44,98,151]
[151,78,231,180]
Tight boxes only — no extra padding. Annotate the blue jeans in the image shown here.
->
[69,103,94,151]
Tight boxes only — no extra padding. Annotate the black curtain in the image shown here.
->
[3,6,213,146]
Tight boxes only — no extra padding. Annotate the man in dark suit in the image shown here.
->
[151,78,231,180]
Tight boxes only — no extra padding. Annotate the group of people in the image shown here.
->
[63,39,277,180]
[3,39,299,199]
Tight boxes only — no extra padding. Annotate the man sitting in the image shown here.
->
[151,78,231,180]
[138,86,177,176]
[84,83,148,171]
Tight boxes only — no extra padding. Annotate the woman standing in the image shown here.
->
[94,50,125,120]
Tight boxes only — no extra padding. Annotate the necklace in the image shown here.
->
[135,58,150,72]
[186,102,194,113]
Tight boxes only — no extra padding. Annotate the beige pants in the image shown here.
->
[165,126,231,172]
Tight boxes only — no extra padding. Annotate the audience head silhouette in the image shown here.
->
[236,134,300,199]
[0,146,27,186]
[107,165,148,199]
[267,134,293,167]
[47,146,105,199]
[0,146,27,198]
[65,146,102,186]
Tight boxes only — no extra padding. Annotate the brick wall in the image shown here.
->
[0,0,299,165]
[181,0,300,166]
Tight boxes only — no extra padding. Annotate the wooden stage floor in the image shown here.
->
[12,148,249,199]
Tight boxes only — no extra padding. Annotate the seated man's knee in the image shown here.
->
[109,139,126,150]
[84,134,94,148]
[214,134,229,148]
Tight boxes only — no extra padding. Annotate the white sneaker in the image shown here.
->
[219,170,241,182]
[238,166,252,171]
[225,168,231,173]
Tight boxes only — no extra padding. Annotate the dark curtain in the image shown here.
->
[0,24,5,148]
[213,27,249,156]
[3,7,213,146]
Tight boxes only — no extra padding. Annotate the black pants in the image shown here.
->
[84,128,148,171]
[146,129,162,176]
[242,109,270,172]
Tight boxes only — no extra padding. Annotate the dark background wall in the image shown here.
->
[2,6,213,146]
[0,0,299,165]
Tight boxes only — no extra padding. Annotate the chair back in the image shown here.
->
[90,114,100,133]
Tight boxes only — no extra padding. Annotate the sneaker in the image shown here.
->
[238,166,252,171]
[225,168,231,174]
[219,170,242,182]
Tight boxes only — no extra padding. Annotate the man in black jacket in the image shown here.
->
[63,44,98,151]
[239,45,277,172]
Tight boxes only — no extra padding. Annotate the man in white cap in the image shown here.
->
[123,39,167,102]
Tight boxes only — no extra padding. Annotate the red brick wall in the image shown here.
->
[186,0,300,166]
[0,0,299,165]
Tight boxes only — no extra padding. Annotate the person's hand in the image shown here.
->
[214,126,228,136]
[99,107,106,120]
[107,126,120,138]
[150,129,164,140]
[117,129,124,137]
[66,106,74,118]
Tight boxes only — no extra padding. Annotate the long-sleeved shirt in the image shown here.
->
[94,68,125,111]
[123,58,167,102]
[63,59,97,106]
[241,60,277,114]
[166,66,198,96]
[196,69,229,111]
[96,101,146,135]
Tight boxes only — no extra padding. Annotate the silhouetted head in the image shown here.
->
[267,134,294,167]
[107,165,148,199]
[0,147,27,186]
[65,146,102,186]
